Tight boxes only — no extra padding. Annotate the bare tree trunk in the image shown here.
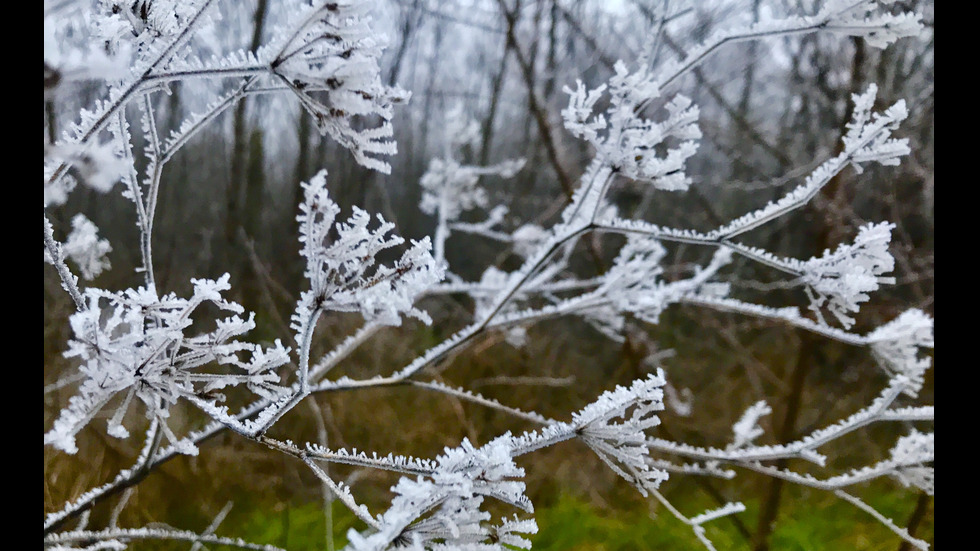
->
[224,0,269,294]
[241,128,266,316]
[896,493,931,551]
[479,46,510,167]
[751,343,808,551]
[387,0,423,87]
[497,0,574,197]
[46,100,57,145]
[752,38,867,551]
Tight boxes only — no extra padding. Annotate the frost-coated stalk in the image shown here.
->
[189,501,235,551]
[833,490,929,551]
[299,307,322,394]
[139,94,162,288]
[637,0,873,110]
[44,528,287,551]
[115,110,151,272]
[43,214,84,310]
[161,77,261,164]
[647,487,745,551]
[302,456,381,530]
[307,399,336,551]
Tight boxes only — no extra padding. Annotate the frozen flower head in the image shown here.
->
[44,276,288,455]
[62,214,112,280]
[347,437,535,550]
[570,372,670,496]
[292,170,444,342]
[264,1,409,173]
[888,431,934,495]
[866,309,934,396]
[802,222,896,329]
[419,158,525,223]
[562,62,701,191]
[583,239,730,336]
[511,224,547,259]
[91,0,203,56]
[729,400,771,450]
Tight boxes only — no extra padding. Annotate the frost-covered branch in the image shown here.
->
[44,527,285,551]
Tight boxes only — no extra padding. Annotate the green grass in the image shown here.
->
[530,489,931,551]
[147,485,929,550]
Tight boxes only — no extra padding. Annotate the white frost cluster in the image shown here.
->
[822,0,925,49]
[888,431,934,495]
[44,141,130,207]
[419,158,525,223]
[562,61,701,191]
[508,372,671,497]
[866,309,934,396]
[261,0,410,173]
[44,275,289,455]
[567,371,670,496]
[91,0,205,56]
[415,107,526,271]
[293,170,444,342]
[583,240,732,338]
[842,85,911,172]
[729,401,771,450]
[346,438,536,550]
[62,214,112,280]
[802,222,896,329]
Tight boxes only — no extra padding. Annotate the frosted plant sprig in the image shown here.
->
[676,296,935,386]
[646,376,931,468]
[43,274,288,455]
[589,85,910,253]
[866,309,934,396]
[418,106,525,263]
[711,431,935,549]
[46,0,408,209]
[555,241,731,340]
[801,221,896,328]
[90,0,207,57]
[344,437,535,550]
[45,0,219,189]
[566,371,670,496]
[505,372,670,496]
[44,214,84,310]
[314,373,670,549]
[44,140,131,206]
[44,11,132,95]
[61,214,112,280]
[646,488,746,551]
[291,169,442,397]
[421,159,525,219]
[457,244,730,346]
[834,490,929,551]
[822,0,926,49]
[293,170,443,340]
[887,431,934,495]
[740,431,933,492]
[711,85,909,241]
[728,400,771,450]
[641,0,923,106]
[262,0,409,173]
[562,61,701,191]
[44,417,164,533]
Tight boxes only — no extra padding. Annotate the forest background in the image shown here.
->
[43,0,934,549]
